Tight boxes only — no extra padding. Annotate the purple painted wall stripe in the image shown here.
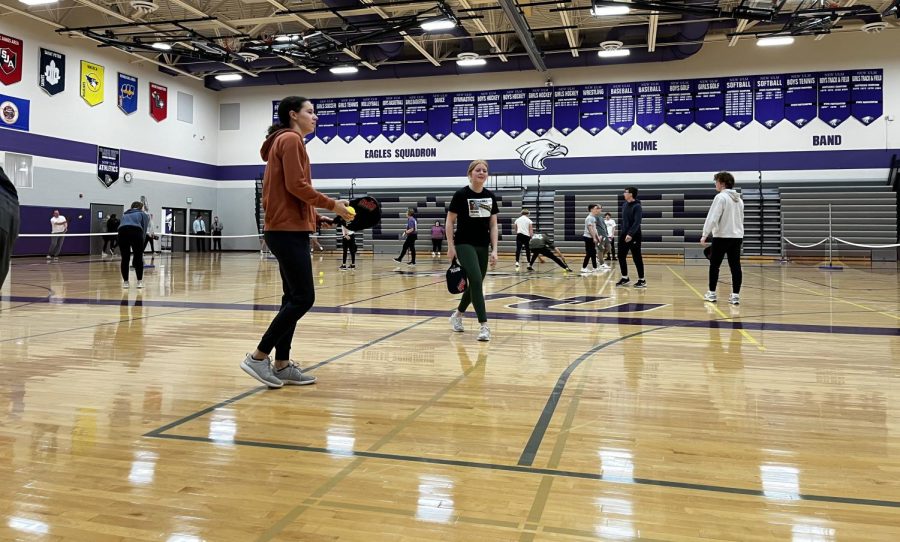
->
[3,127,897,181]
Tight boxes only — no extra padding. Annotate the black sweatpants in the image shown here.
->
[529,248,568,270]
[515,233,531,263]
[708,237,743,294]
[118,226,145,281]
[582,238,597,269]
[257,231,315,361]
[342,236,357,265]
[398,233,417,264]
[618,232,644,279]
[431,239,443,253]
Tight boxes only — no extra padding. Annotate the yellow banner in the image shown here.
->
[80,60,104,106]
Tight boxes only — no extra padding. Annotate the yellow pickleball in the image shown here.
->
[347,206,356,217]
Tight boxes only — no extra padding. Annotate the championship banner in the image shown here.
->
[526,88,552,136]
[608,83,634,135]
[695,78,724,131]
[404,95,428,141]
[636,81,664,133]
[501,88,527,137]
[851,69,882,126]
[0,93,29,131]
[817,71,851,128]
[552,87,579,135]
[80,61,104,106]
[724,76,753,130]
[359,97,381,142]
[97,146,120,188]
[149,82,167,121]
[337,97,359,142]
[475,91,501,139]
[427,93,451,141]
[754,75,784,129]
[0,34,23,86]
[314,98,337,142]
[381,96,404,142]
[451,92,475,139]
[118,73,138,114]
[39,48,65,96]
[664,80,693,132]
[579,84,607,135]
[784,73,816,128]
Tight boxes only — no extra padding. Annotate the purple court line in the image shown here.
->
[3,295,898,337]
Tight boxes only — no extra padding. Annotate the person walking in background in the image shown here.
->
[211,216,224,252]
[0,165,20,289]
[581,204,602,275]
[118,201,150,289]
[394,209,418,266]
[103,213,120,255]
[604,212,617,261]
[47,210,67,262]
[701,171,745,305]
[430,220,445,257]
[514,208,533,269]
[447,160,499,342]
[340,223,357,270]
[192,214,207,252]
[144,214,158,254]
[615,187,646,289]
[594,205,611,271]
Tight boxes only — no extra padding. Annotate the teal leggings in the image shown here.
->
[456,244,490,323]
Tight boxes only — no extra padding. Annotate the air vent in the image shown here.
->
[238,52,260,62]
[130,0,158,17]
[861,21,888,34]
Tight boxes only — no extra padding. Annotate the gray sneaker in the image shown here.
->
[274,361,317,385]
[477,323,491,342]
[450,311,464,332]
[240,354,283,388]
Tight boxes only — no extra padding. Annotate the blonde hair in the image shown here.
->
[467,159,489,178]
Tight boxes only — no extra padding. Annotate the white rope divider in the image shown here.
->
[783,237,830,248]
[18,232,263,239]
[832,237,900,249]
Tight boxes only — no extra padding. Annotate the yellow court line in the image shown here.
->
[666,266,767,352]
[753,272,900,322]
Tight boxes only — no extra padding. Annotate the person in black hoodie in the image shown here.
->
[0,166,20,289]
[103,214,120,255]
[615,186,646,288]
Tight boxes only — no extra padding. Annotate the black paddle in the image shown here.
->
[333,196,382,231]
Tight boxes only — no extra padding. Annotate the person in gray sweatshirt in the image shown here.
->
[118,201,150,289]
[701,171,744,305]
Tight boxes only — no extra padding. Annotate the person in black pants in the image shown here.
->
[118,201,150,288]
[528,232,573,272]
[103,214,119,255]
[394,209,418,266]
[0,165,20,289]
[340,224,357,269]
[615,186,646,288]
[240,95,353,389]
[701,171,745,305]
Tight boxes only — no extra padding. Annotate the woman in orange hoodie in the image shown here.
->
[241,96,352,389]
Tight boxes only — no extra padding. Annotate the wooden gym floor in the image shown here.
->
[1,251,898,541]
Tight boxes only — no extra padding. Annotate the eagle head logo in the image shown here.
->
[515,139,569,171]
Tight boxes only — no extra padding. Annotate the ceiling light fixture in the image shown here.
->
[597,40,630,58]
[274,35,298,43]
[18,0,58,5]
[456,52,486,67]
[756,36,795,47]
[151,42,172,51]
[421,19,457,31]
[214,73,242,82]
[590,4,630,16]
[329,65,359,74]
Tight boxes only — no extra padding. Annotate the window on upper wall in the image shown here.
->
[4,153,33,189]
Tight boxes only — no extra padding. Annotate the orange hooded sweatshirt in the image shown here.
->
[260,129,335,232]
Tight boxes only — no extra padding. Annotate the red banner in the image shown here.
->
[0,33,23,86]
[149,82,167,122]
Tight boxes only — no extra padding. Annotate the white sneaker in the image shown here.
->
[477,323,491,342]
[122,281,130,289]
[580,267,592,276]
[450,311,464,332]
[598,264,611,271]
[515,262,520,268]
[703,291,717,303]
[136,280,144,289]
[729,293,740,305]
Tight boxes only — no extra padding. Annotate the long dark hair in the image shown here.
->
[267,96,310,136]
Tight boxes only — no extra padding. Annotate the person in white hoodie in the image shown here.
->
[700,171,744,305]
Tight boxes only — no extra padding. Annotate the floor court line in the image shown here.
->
[4,295,898,336]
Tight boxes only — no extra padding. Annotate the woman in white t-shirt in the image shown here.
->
[603,213,616,261]
[48,209,67,261]
[513,208,533,268]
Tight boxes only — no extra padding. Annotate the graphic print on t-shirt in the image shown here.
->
[467,198,494,217]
